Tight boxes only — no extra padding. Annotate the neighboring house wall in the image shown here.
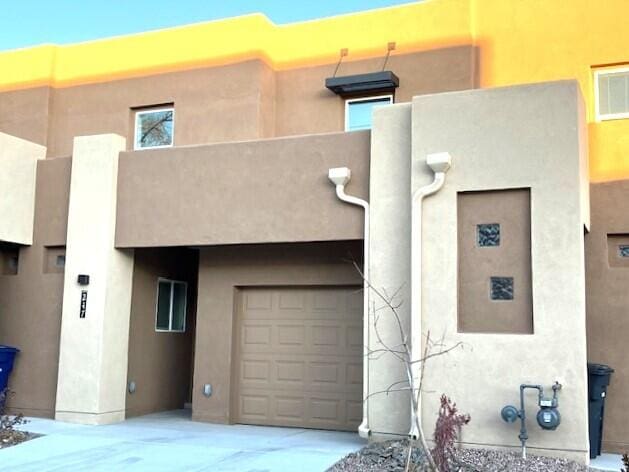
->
[115,132,370,248]
[586,181,629,454]
[193,242,363,424]
[0,133,46,245]
[126,248,198,418]
[0,157,70,417]
[370,81,590,461]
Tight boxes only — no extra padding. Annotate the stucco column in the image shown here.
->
[368,103,413,436]
[0,133,46,245]
[55,134,134,425]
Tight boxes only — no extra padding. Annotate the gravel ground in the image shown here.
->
[0,430,37,449]
[327,440,595,472]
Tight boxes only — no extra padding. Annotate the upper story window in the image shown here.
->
[155,278,187,332]
[595,68,629,121]
[345,95,393,131]
[134,107,175,150]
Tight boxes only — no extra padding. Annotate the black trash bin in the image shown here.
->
[588,362,614,459]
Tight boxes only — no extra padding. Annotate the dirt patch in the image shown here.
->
[327,440,594,472]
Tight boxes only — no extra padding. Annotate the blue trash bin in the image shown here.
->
[0,345,20,392]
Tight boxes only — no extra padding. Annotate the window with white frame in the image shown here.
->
[155,278,187,332]
[345,95,393,131]
[134,107,175,150]
[595,68,629,121]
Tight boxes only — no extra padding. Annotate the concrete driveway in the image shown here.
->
[2,410,364,471]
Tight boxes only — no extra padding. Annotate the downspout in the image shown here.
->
[328,167,371,439]
[409,152,452,439]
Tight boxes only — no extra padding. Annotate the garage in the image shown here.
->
[233,286,363,431]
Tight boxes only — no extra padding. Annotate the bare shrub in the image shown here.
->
[356,259,466,472]
[432,394,470,472]
[0,388,28,448]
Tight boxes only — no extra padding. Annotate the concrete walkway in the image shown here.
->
[590,453,624,471]
[1,410,365,471]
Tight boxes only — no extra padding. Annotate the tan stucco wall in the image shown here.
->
[0,49,476,159]
[55,134,135,425]
[0,158,70,417]
[0,133,45,245]
[115,131,370,248]
[586,181,629,453]
[274,46,477,137]
[193,241,362,424]
[457,189,533,334]
[35,158,71,246]
[0,87,51,146]
[370,81,590,461]
[368,102,413,435]
[415,82,590,461]
[126,247,197,418]
[46,61,273,158]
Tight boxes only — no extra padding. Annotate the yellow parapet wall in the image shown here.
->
[471,0,629,183]
[0,0,471,90]
[1,0,628,181]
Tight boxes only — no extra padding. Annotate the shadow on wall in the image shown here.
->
[125,247,199,418]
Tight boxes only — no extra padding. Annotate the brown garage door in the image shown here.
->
[233,286,363,431]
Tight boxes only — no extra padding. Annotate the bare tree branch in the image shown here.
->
[347,258,467,471]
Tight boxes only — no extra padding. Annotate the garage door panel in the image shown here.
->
[277,325,306,346]
[238,354,362,393]
[237,388,361,430]
[278,291,307,310]
[242,325,272,346]
[275,396,305,421]
[240,322,362,356]
[244,291,274,310]
[241,360,270,382]
[276,360,306,384]
[347,400,363,424]
[240,394,269,419]
[234,286,363,431]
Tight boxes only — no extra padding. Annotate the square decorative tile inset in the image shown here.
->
[490,276,513,301]
[477,223,500,247]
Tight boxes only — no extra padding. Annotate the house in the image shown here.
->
[0,0,628,464]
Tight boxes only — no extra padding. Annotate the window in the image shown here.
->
[134,107,175,150]
[595,68,629,121]
[345,95,393,131]
[155,278,187,332]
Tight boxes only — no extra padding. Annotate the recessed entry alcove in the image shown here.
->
[457,189,533,334]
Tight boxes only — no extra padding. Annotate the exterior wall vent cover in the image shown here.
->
[325,71,399,97]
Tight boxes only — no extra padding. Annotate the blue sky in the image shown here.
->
[0,1,416,51]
